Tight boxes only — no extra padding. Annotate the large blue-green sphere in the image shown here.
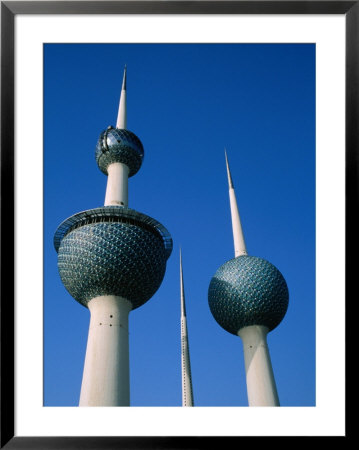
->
[54,207,172,310]
[95,127,144,177]
[208,255,289,335]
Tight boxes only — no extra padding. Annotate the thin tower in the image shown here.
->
[208,151,289,406]
[54,67,173,406]
[180,249,194,407]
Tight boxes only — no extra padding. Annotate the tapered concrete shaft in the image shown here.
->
[180,250,194,406]
[116,65,127,129]
[225,150,247,257]
[238,325,279,406]
[79,295,132,406]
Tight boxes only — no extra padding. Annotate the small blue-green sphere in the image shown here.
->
[208,255,289,335]
[95,127,144,177]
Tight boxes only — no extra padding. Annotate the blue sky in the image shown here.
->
[44,43,315,407]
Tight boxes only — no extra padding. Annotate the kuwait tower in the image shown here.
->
[54,67,173,406]
[208,151,289,406]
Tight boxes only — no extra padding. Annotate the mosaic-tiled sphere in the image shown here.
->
[95,127,144,177]
[208,256,289,335]
[55,207,172,309]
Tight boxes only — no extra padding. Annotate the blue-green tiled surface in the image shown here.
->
[57,221,168,309]
[95,127,144,177]
[54,206,173,259]
[208,255,289,334]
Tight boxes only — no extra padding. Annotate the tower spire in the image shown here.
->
[116,65,127,129]
[102,65,142,207]
[180,248,186,317]
[225,149,248,257]
[180,248,194,407]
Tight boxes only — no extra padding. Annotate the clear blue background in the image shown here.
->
[44,43,315,407]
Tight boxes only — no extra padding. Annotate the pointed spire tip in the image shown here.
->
[122,65,127,91]
[225,149,234,189]
[116,66,127,129]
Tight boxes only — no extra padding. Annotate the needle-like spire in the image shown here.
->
[180,248,194,407]
[116,65,127,129]
[122,64,127,90]
[180,248,186,317]
[225,149,248,257]
[225,148,234,189]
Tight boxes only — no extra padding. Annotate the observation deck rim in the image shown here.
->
[54,206,172,259]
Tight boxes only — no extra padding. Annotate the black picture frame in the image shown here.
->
[1,1,355,447]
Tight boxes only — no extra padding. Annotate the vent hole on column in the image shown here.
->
[110,315,113,318]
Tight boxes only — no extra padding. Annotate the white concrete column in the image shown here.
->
[104,162,129,207]
[79,295,132,406]
[238,325,279,406]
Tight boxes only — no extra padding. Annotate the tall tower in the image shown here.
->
[179,249,194,407]
[54,67,173,406]
[208,151,289,406]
